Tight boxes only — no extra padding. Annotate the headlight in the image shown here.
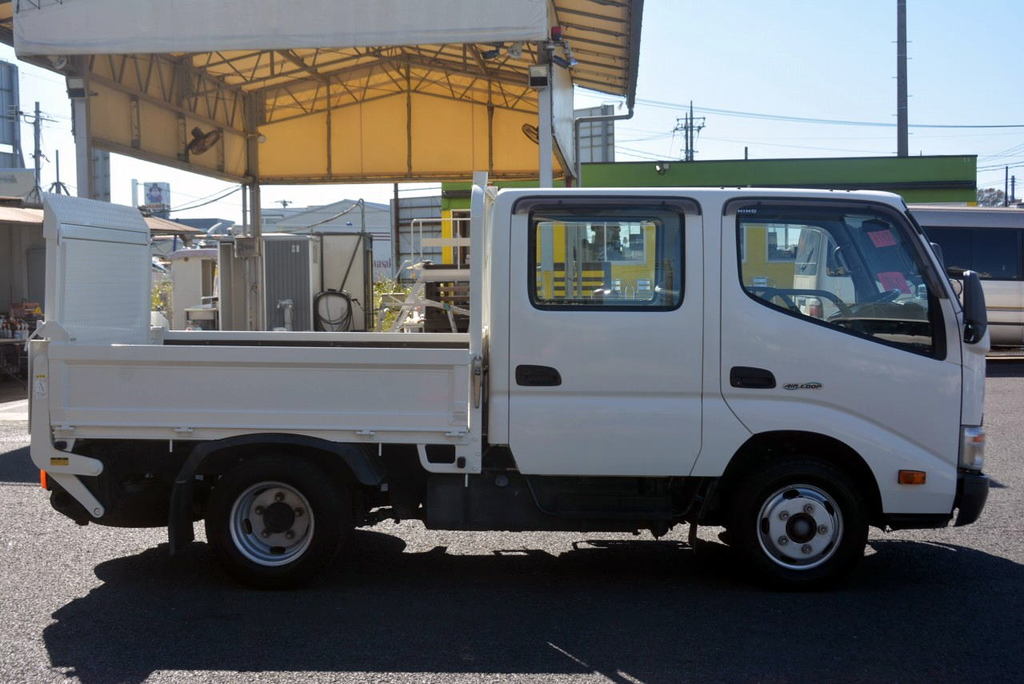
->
[959,426,985,471]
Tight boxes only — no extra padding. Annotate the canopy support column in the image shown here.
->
[243,96,265,331]
[67,63,95,199]
[538,62,553,188]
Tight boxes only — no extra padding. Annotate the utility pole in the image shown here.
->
[896,0,909,157]
[1012,175,1016,205]
[1006,166,1010,207]
[23,101,57,206]
[674,101,705,162]
[32,102,41,187]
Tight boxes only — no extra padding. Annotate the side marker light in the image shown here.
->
[898,470,927,485]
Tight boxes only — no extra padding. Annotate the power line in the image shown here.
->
[978,162,1024,172]
[635,98,1024,129]
[615,145,676,162]
[168,186,241,213]
[701,135,890,156]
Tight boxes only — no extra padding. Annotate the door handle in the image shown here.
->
[730,366,776,389]
[516,365,562,387]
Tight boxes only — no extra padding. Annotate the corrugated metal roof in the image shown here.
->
[0,205,42,225]
[144,215,203,235]
[0,198,202,235]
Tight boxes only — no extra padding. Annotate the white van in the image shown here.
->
[911,205,1024,347]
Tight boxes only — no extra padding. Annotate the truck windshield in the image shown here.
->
[738,204,940,356]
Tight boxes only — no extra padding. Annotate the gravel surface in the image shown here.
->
[1,364,1022,683]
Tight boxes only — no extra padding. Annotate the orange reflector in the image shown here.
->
[39,469,49,490]
[898,470,927,485]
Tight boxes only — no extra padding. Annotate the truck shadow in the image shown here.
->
[0,445,35,483]
[43,530,1024,683]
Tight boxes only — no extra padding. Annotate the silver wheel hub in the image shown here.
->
[756,485,843,570]
[229,481,314,567]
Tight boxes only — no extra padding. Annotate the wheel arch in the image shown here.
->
[707,430,883,528]
[168,433,385,553]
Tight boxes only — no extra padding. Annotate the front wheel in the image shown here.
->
[729,459,868,589]
[205,456,350,588]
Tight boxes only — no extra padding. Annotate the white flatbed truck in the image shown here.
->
[29,181,990,588]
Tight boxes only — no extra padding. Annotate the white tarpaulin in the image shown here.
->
[15,0,549,55]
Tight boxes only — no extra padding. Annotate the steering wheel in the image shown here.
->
[813,291,854,319]
[750,286,800,313]
[867,288,902,303]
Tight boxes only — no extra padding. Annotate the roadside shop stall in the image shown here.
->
[0,205,44,379]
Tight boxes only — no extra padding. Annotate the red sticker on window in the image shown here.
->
[877,271,911,294]
[867,230,897,248]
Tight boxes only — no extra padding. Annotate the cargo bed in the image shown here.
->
[45,330,473,444]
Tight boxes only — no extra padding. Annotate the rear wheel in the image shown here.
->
[205,456,350,588]
[729,459,868,589]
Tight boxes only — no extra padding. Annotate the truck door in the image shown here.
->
[720,199,962,509]
[506,197,703,476]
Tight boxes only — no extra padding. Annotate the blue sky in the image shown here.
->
[3,0,1022,221]
[580,0,1023,188]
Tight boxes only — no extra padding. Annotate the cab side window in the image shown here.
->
[738,205,941,356]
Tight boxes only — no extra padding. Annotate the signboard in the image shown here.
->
[143,182,170,218]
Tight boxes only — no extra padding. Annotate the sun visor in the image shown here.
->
[14,0,549,55]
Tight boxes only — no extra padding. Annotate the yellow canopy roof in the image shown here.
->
[1,0,642,184]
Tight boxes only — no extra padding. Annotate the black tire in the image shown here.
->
[204,456,351,589]
[728,458,868,589]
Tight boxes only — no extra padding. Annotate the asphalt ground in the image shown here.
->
[1,364,1022,683]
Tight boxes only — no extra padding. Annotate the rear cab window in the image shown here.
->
[528,206,685,310]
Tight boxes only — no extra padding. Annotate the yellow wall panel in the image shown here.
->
[221,131,248,179]
[259,113,329,178]
[89,84,132,147]
[87,75,545,182]
[359,96,408,176]
[492,108,547,175]
[471,105,491,172]
[410,95,477,175]
[329,105,365,178]
[140,104,181,160]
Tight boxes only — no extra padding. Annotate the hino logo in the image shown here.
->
[784,382,823,391]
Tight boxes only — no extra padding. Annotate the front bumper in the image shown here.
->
[883,469,990,530]
[954,469,989,526]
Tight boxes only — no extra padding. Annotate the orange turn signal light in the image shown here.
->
[39,469,49,490]
[898,470,927,485]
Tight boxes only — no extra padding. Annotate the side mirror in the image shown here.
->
[962,270,987,345]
